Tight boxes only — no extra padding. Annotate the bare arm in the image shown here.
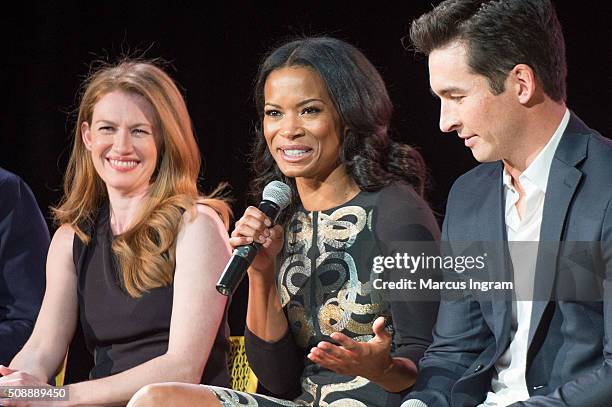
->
[245,236,288,342]
[230,206,288,342]
[5,224,78,382]
[231,207,304,396]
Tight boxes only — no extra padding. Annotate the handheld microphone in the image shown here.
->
[216,180,291,296]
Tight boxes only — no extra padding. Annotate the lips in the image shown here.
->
[278,145,313,162]
[462,135,477,148]
[106,157,140,171]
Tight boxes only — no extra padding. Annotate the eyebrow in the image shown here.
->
[93,120,116,125]
[431,86,465,98]
[93,120,151,128]
[264,98,325,108]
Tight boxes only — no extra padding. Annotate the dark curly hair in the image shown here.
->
[251,36,427,223]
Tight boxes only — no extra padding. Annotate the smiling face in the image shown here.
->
[81,90,159,196]
[263,66,346,182]
[428,41,522,162]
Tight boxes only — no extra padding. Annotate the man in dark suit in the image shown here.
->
[402,1,611,406]
[0,167,48,365]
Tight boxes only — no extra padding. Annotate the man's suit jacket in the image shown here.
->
[0,168,48,364]
[404,113,612,407]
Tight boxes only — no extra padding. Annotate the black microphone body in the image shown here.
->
[215,200,282,296]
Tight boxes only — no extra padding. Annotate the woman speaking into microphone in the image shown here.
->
[129,36,440,407]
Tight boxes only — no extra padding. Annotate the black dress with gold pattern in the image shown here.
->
[210,183,440,407]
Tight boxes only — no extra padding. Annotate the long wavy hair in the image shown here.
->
[251,37,427,222]
[53,59,231,297]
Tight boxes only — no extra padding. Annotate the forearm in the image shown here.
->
[244,326,303,397]
[245,268,288,341]
[66,352,201,406]
[370,356,418,393]
[8,337,64,382]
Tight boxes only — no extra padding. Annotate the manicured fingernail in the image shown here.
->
[264,218,272,227]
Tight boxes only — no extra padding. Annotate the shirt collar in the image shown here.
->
[503,108,570,194]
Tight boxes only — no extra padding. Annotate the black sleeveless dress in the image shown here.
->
[73,204,230,386]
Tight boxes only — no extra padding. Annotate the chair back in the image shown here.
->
[228,335,258,392]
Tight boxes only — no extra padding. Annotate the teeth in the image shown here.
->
[109,159,138,168]
[284,149,309,157]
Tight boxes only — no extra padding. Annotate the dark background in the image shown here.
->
[3,0,610,383]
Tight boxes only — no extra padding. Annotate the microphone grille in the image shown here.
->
[262,181,292,210]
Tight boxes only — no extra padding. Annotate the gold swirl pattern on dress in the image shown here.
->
[280,206,388,348]
[209,387,258,406]
[287,301,314,348]
[319,284,381,336]
[210,386,301,406]
[279,211,313,340]
[327,401,368,407]
[315,207,381,338]
[278,253,310,307]
[314,251,355,304]
[319,302,375,336]
[280,232,314,347]
[285,212,313,254]
[315,207,366,254]
[333,285,381,315]
[319,376,370,406]
[298,376,370,407]
[367,209,373,232]
[299,377,318,404]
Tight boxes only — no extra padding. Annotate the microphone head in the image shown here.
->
[262,181,291,210]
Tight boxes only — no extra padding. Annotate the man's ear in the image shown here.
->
[509,64,537,105]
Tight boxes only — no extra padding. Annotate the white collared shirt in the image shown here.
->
[480,108,570,406]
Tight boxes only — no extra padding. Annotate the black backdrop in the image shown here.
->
[3,1,611,382]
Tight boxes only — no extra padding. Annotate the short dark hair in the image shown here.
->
[409,0,567,101]
[251,36,427,221]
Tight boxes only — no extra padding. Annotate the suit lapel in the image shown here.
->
[479,163,513,346]
[528,113,588,347]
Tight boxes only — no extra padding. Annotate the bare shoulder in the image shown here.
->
[50,224,76,253]
[175,204,231,274]
[46,224,77,277]
[179,204,229,243]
